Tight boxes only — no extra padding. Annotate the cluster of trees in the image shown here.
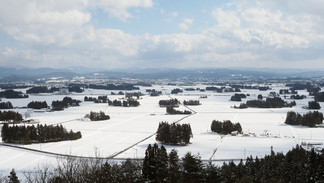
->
[315,92,324,102]
[1,123,82,144]
[0,84,29,90]
[84,95,108,103]
[308,87,321,96]
[171,88,183,94]
[87,111,110,121]
[51,97,81,111]
[88,84,139,90]
[230,93,247,101]
[110,91,124,95]
[279,89,297,94]
[183,100,200,105]
[308,100,321,109]
[159,98,179,107]
[258,86,271,91]
[166,106,192,115]
[68,86,84,93]
[146,89,162,96]
[8,145,324,182]
[0,111,22,122]
[233,103,248,109]
[206,86,241,93]
[108,99,140,107]
[125,92,142,99]
[229,84,270,90]
[286,82,313,90]
[0,101,13,109]
[245,97,296,108]
[211,120,242,134]
[26,86,83,94]
[27,101,48,109]
[156,122,193,145]
[26,86,58,94]
[0,90,28,98]
[184,87,196,91]
[142,144,206,182]
[290,94,306,100]
[285,111,323,127]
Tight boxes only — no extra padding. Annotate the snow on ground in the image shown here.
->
[0,84,324,174]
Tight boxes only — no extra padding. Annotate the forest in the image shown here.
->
[0,89,28,98]
[3,144,324,183]
[1,123,82,144]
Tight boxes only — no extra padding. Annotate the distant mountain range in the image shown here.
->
[0,67,324,82]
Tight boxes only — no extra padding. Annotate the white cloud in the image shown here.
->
[0,0,323,70]
[170,12,178,17]
[178,18,194,31]
[178,23,189,31]
[90,0,153,22]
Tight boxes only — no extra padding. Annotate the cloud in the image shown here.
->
[178,18,194,31]
[90,0,153,22]
[0,0,323,70]
[170,12,178,17]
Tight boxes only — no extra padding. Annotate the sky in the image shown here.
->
[0,0,324,70]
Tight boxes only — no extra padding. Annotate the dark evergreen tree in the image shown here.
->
[308,100,321,109]
[0,101,13,109]
[181,152,204,183]
[8,169,20,183]
[156,145,168,182]
[167,149,181,183]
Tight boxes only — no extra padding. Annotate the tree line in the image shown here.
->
[0,111,22,122]
[108,98,140,107]
[245,97,296,108]
[0,89,28,98]
[52,97,81,111]
[156,122,193,145]
[88,83,139,90]
[183,100,201,105]
[159,98,180,107]
[285,111,323,127]
[166,106,192,115]
[27,101,48,109]
[1,123,82,144]
[230,93,247,101]
[26,86,83,94]
[84,95,108,103]
[5,144,324,182]
[211,120,242,134]
[86,111,110,121]
[0,101,13,109]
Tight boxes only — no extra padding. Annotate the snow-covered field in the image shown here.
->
[1,84,323,174]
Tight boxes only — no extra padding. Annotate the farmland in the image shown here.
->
[0,83,323,175]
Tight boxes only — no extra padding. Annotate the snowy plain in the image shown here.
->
[0,84,323,175]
